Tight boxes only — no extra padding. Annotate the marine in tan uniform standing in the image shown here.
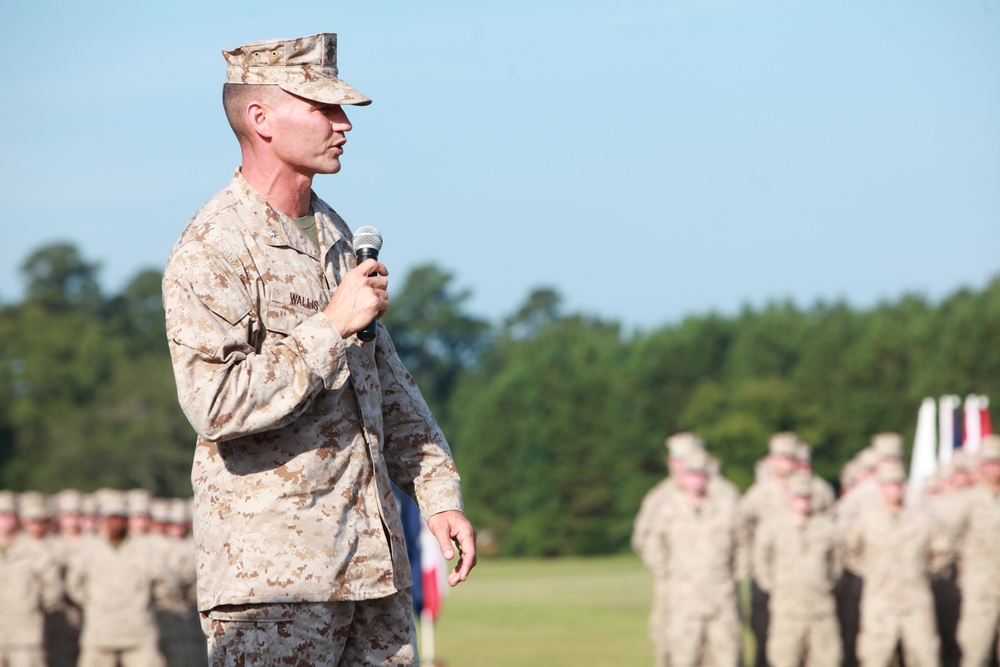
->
[739,432,801,667]
[834,434,903,667]
[47,490,88,667]
[633,433,695,666]
[754,472,842,667]
[648,449,744,667]
[161,33,476,665]
[0,491,62,667]
[953,436,1000,667]
[846,460,942,667]
[66,489,175,667]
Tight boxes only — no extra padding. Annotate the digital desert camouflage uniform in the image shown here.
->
[753,473,843,667]
[0,491,62,667]
[845,460,944,667]
[739,432,803,667]
[643,449,745,667]
[951,436,1000,667]
[66,489,177,667]
[631,433,741,667]
[161,34,464,666]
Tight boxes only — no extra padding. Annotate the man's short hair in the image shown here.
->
[222,83,283,142]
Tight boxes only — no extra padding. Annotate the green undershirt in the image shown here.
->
[292,212,318,249]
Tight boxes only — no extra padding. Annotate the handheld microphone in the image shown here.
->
[352,226,383,342]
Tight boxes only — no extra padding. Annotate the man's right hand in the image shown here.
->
[322,259,389,338]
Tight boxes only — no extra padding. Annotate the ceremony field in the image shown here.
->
[427,554,656,667]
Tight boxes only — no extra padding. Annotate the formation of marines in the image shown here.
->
[633,430,1000,667]
[0,487,205,667]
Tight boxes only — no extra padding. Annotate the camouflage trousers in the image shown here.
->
[665,605,741,667]
[200,589,417,667]
[0,646,45,667]
[857,605,939,667]
[957,596,1000,667]
[766,610,841,667]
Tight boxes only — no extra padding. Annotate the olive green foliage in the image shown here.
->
[2,243,999,556]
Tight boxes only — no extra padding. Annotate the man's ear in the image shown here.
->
[246,101,274,140]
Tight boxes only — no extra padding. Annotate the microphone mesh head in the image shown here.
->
[352,226,383,252]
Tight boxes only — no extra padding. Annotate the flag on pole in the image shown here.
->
[909,397,937,494]
[418,520,447,664]
[980,396,992,439]
[938,395,960,465]
[965,394,983,453]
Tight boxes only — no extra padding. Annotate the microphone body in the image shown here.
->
[352,226,383,342]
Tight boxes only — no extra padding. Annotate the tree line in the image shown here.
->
[2,242,998,556]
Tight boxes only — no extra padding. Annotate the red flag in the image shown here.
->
[981,396,993,438]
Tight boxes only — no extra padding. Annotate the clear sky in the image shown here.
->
[3,0,998,331]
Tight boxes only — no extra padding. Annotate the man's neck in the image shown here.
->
[240,155,314,218]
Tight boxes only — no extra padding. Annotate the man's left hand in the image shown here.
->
[426,510,478,587]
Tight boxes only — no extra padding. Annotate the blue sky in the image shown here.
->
[2,0,998,330]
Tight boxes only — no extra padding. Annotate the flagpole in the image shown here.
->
[421,608,436,665]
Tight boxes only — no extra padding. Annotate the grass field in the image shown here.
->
[423,554,657,667]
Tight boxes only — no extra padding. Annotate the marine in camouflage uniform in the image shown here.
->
[46,490,88,667]
[162,32,476,666]
[739,432,802,667]
[643,448,744,667]
[952,436,1000,667]
[833,434,903,667]
[753,472,842,667]
[846,460,944,667]
[66,489,175,667]
[0,491,62,667]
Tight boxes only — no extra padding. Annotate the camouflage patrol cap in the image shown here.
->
[769,432,799,457]
[794,442,812,464]
[682,448,711,474]
[150,497,171,523]
[223,33,371,106]
[950,449,975,471]
[857,447,879,471]
[19,491,50,521]
[665,432,705,459]
[167,498,190,525]
[787,471,813,498]
[980,434,1000,462]
[0,490,16,515]
[95,488,128,517]
[127,488,152,516]
[55,489,83,515]
[871,432,904,460]
[877,460,907,484]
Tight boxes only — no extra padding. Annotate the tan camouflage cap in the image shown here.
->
[871,432,904,460]
[95,488,128,517]
[150,497,171,523]
[664,432,705,459]
[167,497,190,525]
[127,488,152,516]
[223,33,371,106]
[980,434,1000,462]
[794,441,812,464]
[55,489,84,515]
[0,490,16,515]
[951,449,975,471]
[856,447,879,471]
[877,460,907,484]
[19,491,50,521]
[682,448,710,474]
[769,432,799,457]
